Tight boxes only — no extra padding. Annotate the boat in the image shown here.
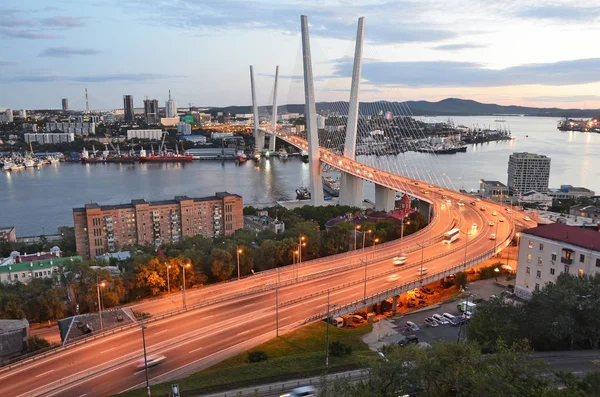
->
[23,158,35,168]
[296,186,311,200]
[106,146,136,163]
[238,153,248,163]
[301,150,309,163]
[264,151,270,159]
[4,161,25,171]
[322,176,340,197]
[278,148,288,159]
[138,137,192,162]
[253,153,261,162]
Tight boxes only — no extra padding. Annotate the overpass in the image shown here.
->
[0,15,535,397]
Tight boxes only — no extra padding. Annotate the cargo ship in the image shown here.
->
[322,176,340,197]
[138,135,192,162]
[81,146,107,164]
[106,146,136,163]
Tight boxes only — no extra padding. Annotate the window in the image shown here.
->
[551,253,557,261]
[550,268,555,275]
[536,270,541,278]
[539,243,544,251]
[580,254,585,263]
[528,240,533,249]
[564,265,570,274]
[527,253,532,262]
[535,283,540,291]
[537,257,542,265]
[526,267,530,275]
[596,258,600,268]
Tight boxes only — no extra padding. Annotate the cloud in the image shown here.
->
[41,16,84,28]
[332,58,600,87]
[39,47,100,57]
[522,95,600,103]
[516,5,600,21]
[0,57,17,66]
[0,72,184,83]
[126,0,456,44]
[0,27,58,39]
[432,43,485,51]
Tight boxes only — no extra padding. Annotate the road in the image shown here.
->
[0,146,535,396]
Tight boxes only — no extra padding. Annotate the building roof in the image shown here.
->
[481,180,507,187]
[73,193,242,212]
[0,256,82,274]
[0,319,29,334]
[523,223,600,252]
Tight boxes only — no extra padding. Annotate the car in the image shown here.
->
[406,321,420,332]
[470,201,476,205]
[499,217,505,222]
[288,386,317,397]
[489,220,495,226]
[476,198,481,202]
[506,208,512,213]
[457,201,464,207]
[446,199,451,204]
[398,335,419,347]
[438,188,443,192]
[492,211,497,216]
[480,206,486,211]
[424,190,430,194]
[442,313,459,325]
[524,216,531,221]
[424,317,439,327]
[490,233,496,240]
[432,314,450,324]
[472,223,478,231]
[416,267,428,276]
[393,256,407,266]
[135,355,166,370]
[414,292,424,299]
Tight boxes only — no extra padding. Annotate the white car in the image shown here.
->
[476,198,481,202]
[480,206,486,211]
[457,201,464,207]
[406,321,420,332]
[135,355,166,370]
[499,217,505,222]
[432,314,450,325]
[472,223,478,231]
[490,233,496,240]
[285,386,317,397]
[393,256,407,266]
[524,216,531,221]
[489,220,495,226]
[442,313,456,323]
[492,211,497,216]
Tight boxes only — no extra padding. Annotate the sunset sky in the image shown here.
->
[1,0,599,110]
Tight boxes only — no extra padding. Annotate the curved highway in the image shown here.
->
[0,131,536,396]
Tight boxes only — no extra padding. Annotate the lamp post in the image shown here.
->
[294,249,299,280]
[325,290,337,369]
[417,242,425,285]
[267,282,279,337]
[298,235,306,265]
[236,247,243,280]
[400,218,410,253]
[96,275,105,330]
[494,221,499,254]
[372,237,380,260]
[140,323,151,397]
[360,258,368,301]
[165,263,170,295]
[459,230,470,267]
[180,262,191,310]
[362,229,372,253]
[354,224,361,251]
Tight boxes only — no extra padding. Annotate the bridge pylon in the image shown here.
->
[268,66,279,153]
[300,15,324,206]
[338,17,365,208]
[249,65,265,155]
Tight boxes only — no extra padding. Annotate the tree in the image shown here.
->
[134,258,166,296]
[454,271,468,288]
[210,248,234,281]
[467,300,524,352]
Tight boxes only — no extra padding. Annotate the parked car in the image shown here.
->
[406,321,420,332]
[424,317,439,327]
[432,314,450,325]
[442,313,458,325]
[398,335,419,347]
[135,355,166,370]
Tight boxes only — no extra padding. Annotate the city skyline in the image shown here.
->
[1,0,600,110]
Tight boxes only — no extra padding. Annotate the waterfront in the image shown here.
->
[1,116,599,236]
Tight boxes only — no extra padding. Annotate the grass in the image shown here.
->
[117,321,375,397]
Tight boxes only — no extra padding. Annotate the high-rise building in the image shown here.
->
[507,152,551,194]
[316,115,326,129]
[165,90,177,118]
[123,95,134,122]
[62,98,69,111]
[144,98,160,125]
[18,110,26,119]
[73,192,244,259]
[5,109,13,122]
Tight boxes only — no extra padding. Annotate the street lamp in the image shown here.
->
[165,263,171,295]
[294,249,299,280]
[140,323,151,397]
[362,229,372,253]
[180,262,191,310]
[460,230,470,267]
[96,275,106,330]
[236,247,243,280]
[360,258,368,301]
[372,237,380,260]
[494,221,499,254]
[400,217,410,253]
[267,282,279,337]
[354,224,361,251]
[298,235,306,265]
[417,242,425,285]
[325,290,337,369]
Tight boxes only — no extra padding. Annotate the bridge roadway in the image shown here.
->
[0,144,533,397]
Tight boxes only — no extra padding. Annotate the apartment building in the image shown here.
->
[507,152,551,194]
[515,223,600,300]
[73,192,243,259]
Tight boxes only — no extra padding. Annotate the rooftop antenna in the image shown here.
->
[85,88,89,114]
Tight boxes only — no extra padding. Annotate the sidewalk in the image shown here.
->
[196,369,367,397]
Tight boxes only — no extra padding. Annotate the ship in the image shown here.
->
[138,135,192,162]
[264,151,270,159]
[296,186,311,200]
[81,145,107,164]
[301,150,309,163]
[238,151,248,163]
[278,148,288,159]
[106,146,136,163]
[253,153,261,162]
[322,176,340,197]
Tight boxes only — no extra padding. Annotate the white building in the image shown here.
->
[317,115,327,129]
[126,129,164,140]
[165,90,177,118]
[210,132,234,140]
[160,117,179,127]
[45,122,95,136]
[515,223,600,300]
[25,132,75,144]
[4,109,13,122]
[178,122,192,135]
[548,185,596,200]
[18,109,27,119]
[507,152,551,194]
[519,190,553,205]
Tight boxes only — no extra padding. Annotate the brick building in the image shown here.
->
[73,192,243,259]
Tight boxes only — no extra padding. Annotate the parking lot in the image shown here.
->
[364,279,509,350]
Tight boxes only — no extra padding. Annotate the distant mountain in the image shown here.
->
[208,98,600,118]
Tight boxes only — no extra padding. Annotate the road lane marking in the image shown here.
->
[188,347,203,354]
[101,347,116,354]
[239,329,252,335]
[35,369,54,378]
[242,303,254,308]
[280,316,292,321]
[154,329,168,335]
[134,369,145,375]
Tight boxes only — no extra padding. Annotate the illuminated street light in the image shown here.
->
[236,247,243,280]
[96,275,106,330]
[362,229,372,253]
[165,263,171,295]
[372,237,380,260]
[180,262,191,310]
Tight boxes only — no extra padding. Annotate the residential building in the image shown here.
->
[178,122,192,135]
[0,319,29,358]
[62,98,69,111]
[45,122,95,136]
[210,132,234,140]
[514,223,600,300]
[25,132,75,144]
[317,115,326,129]
[244,211,285,235]
[0,255,81,284]
[144,98,160,125]
[126,129,163,140]
[479,180,509,201]
[507,152,551,194]
[0,226,16,243]
[570,205,600,221]
[548,185,596,200]
[519,190,552,205]
[73,192,243,259]
[165,90,177,118]
[123,95,135,122]
[18,110,26,119]
[4,109,13,122]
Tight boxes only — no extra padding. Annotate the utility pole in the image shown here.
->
[325,290,337,369]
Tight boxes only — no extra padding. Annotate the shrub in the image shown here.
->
[247,350,268,363]
[329,340,352,357]
[26,336,51,353]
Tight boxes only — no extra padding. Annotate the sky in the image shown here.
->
[1,0,600,110]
